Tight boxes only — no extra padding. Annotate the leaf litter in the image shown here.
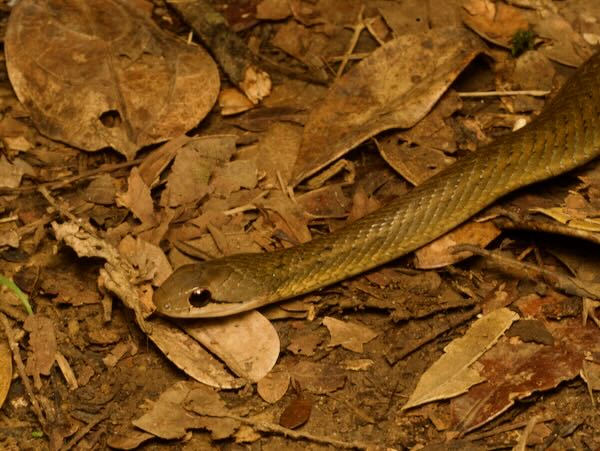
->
[1,0,600,449]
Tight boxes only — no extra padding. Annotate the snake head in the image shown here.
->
[153,262,272,318]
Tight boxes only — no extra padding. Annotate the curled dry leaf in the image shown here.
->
[5,0,219,159]
[0,155,25,189]
[292,28,484,184]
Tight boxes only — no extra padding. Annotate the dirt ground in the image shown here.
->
[1,0,600,450]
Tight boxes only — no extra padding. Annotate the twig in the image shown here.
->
[457,89,550,97]
[0,159,141,195]
[514,416,539,451]
[452,244,600,299]
[492,213,600,246]
[462,415,554,442]
[215,412,374,449]
[385,307,482,365]
[0,312,47,429]
[60,406,111,451]
[167,0,271,103]
[38,187,96,235]
[336,6,366,78]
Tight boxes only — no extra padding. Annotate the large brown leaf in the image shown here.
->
[291,28,484,184]
[5,0,219,159]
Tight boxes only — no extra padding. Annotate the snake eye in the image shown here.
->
[189,288,211,308]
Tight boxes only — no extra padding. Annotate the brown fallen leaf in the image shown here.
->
[0,155,25,189]
[148,318,245,389]
[160,135,237,208]
[461,0,529,48]
[117,236,172,286]
[133,381,239,441]
[106,427,154,450]
[296,184,351,219]
[115,168,156,226]
[257,370,291,404]
[289,361,346,394]
[414,221,502,269]
[23,314,57,389]
[292,28,484,184]
[5,0,219,159]
[256,0,292,20]
[378,140,456,186]
[323,316,378,353]
[177,311,280,383]
[447,293,600,432]
[0,339,11,410]
[279,396,312,429]
[287,329,324,356]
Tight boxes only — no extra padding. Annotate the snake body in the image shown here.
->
[155,51,600,318]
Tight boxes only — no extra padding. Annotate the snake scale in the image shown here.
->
[154,51,600,318]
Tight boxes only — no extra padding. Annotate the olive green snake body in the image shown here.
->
[155,51,600,318]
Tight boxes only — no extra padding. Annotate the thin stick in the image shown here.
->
[457,90,550,98]
[0,312,47,428]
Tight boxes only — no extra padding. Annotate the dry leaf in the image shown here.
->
[23,315,57,387]
[148,318,245,389]
[160,135,237,208]
[5,0,219,159]
[289,361,346,394]
[133,381,238,440]
[461,0,528,47]
[257,370,291,404]
[0,339,12,410]
[403,308,518,410]
[118,236,172,286]
[177,311,280,383]
[414,221,502,269]
[116,168,156,225]
[0,155,25,189]
[323,316,378,353]
[292,28,484,184]
[279,396,312,429]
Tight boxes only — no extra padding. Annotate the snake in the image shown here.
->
[154,50,600,318]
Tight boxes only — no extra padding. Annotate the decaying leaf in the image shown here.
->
[446,293,600,432]
[292,28,484,184]
[5,0,220,159]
